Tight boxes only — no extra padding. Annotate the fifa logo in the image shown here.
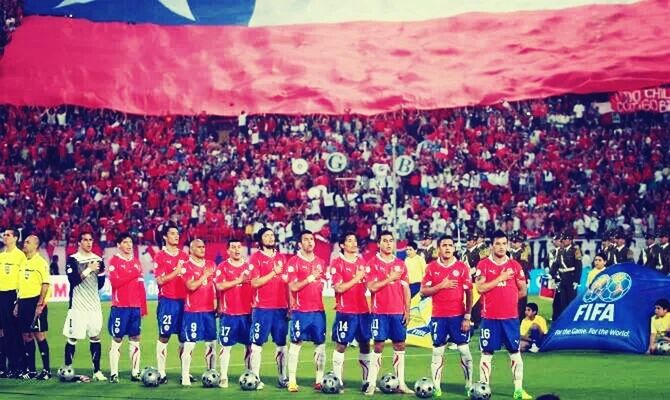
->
[573,272,632,322]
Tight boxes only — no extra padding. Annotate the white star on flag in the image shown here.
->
[54,0,195,21]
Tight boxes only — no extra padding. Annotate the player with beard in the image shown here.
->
[248,228,289,390]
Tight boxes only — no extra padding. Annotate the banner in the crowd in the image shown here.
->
[541,263,670,354]
[610,87,670,113]
[2,1,669,115]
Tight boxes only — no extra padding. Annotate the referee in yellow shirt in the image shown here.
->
[13,235,51,379]
[0,227,28,378]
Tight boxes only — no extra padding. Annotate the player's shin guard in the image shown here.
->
[332,350,345,384]
[109,340,122,377]
[219,346,231,380]
[181,342,195,384]
[244,345,252,370]
[64,339,76,366]
[431,346,446,390]
[250,344,262,377]
[457,344,474,388]
[509,352,524,390]
[479,353,493,385]
[275,345,288,381]
[359,352,370,383]
[314,344,326,383]
[156,341,168,377]
[204,341,216,370]
[393,350,407,386]
[37,339,50,371]
[287,343,301,385]
[367,352,382,389]
[129,340,141,376]
[89,339,102,373]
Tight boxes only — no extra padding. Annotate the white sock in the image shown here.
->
[219,346,232,381]
[275,345,288,381]
[314,344,326,383]
[287,343,301,385]
[393,350,406,386]
[479,353,493,384]
[367,352,382,389]
[205,341,216,370]
[359,352,371,383]
[509,352,524,390]
[129,340,141,376]
[182,342,196,384]
[431,346,446,390]
[156,341,168,377]
[109,340,122,377]
[250,344,263,378]
[457,344,473,388]
[244,345,252,370]
[332,350,345,384]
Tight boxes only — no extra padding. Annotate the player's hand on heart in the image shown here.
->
[498,268,514,282]
[389,270,402,281]
[354,268,365,282]
[439,277,458,289]
[272,263,283,275]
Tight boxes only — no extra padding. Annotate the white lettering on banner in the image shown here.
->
[394,155,415,177]
[554,327,630,338]
[610,86,670,113]
[573,303,615,322]
[326,152,348,173]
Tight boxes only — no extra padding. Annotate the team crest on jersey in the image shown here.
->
[215,270,221,277]
[287,266,294,273]
[66,267,72,274]
[108,266,115,272]
[365,267,371,273]
[331,268,337,275]
[248,264,255,271]
[452,270,460,277]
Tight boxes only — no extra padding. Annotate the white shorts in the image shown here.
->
[62,309,103,340]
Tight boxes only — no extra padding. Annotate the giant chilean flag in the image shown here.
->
[1,0,670,115]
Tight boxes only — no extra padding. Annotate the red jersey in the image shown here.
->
[215,259,252,315]
[422,258,472,317]
[183,258,217,312]
[108,254,145,308]
[248,250,288,309]
[287,253,325,312]
[154,248,189,300]
[367,254,409,315]
[330,254,369,314]
[475,257,525,319]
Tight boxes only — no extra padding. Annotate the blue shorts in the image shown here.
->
[219,314,252,346]
[289,311,326,344]
[479,318,520,353]
[108,307,141,338]
[332,312,372,344]
[371,314,406,343]
[250,308,288,346]
[156,297,184,338]
[182,311,217,342]
[431,316,471,346]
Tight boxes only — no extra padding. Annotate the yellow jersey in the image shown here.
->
[520,315,548,336]
[651,313,670,336]
[405,255,427,284]
[0,247,27,291]
[586,267,606,286]
[18,253,51,300]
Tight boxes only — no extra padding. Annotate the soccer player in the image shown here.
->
[286,230,327,392]
[0,228,27,378]
[365,230,413,395]
[15,235,51,379]
[248,227,289,390]
[62,232,107,381]
[330,232,371,392]
[420,235,474,398]
[215,238,252,388]
[474,230,532,400]
[107,233,146,383]
[153,224,190,383]
[647,298,670,354]
[180,239,218,386]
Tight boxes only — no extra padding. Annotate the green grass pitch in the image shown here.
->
[0,297,664,399]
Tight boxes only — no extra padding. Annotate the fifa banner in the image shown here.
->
[541,263,670,354]
[609,87,670,113]
[406,288,481,348]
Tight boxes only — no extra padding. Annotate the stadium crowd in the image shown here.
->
[0,0,20,55]
[1,94,670,249]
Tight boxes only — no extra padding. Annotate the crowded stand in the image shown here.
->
[1,94,669,249]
